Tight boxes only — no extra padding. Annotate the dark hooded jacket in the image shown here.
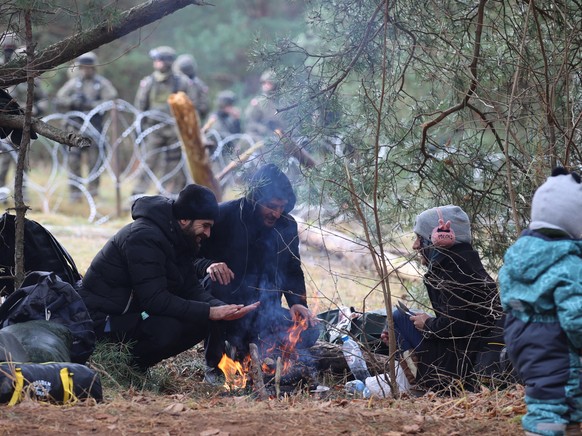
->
[415,243,500,391]
[80,195,223,331]
[198,164,307,310]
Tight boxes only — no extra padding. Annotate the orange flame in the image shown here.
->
[218,353,249,390]
[266,313,310,375]
[219,313,312,386]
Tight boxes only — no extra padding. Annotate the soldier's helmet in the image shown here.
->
[216,90,236,109]
[1,32,19,61]
[76,52,98,66]
[260,70,276,85]
[173,54,197,78]
[149,46,176,64]
[0,32,19,50]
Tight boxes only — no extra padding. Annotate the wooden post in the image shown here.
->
[167,91,222,200]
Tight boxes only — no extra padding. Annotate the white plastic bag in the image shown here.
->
[364,361,411,398]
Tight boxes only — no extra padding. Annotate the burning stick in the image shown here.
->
[249,343,269,400]
[275,356,282,398]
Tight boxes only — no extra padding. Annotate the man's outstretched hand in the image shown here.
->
[209,302,260,321]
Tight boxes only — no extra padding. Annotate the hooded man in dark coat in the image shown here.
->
[382,205,500,393]
[197,164,320,382]
[80,184,258,370]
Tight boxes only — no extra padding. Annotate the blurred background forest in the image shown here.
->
[28,0,307,107]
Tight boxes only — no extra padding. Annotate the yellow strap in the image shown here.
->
[8,368,24,406]
[59,367,77,404]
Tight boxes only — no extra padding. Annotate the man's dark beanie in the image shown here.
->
[172,184,219,221]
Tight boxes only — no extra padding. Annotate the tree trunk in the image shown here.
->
[168,91,222,200]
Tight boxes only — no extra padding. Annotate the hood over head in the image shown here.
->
[246,164,296,213]
[530,167,582,239]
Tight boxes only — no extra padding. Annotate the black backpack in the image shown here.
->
[0,271,96,364]
[0,213,81,296]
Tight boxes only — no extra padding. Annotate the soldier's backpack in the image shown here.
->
[0,213,81,296]
[0,271,95,364]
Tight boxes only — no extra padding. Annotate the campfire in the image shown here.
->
[217,313,317,397]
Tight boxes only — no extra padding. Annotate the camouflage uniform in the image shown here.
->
[243,71,285,142]
[55,52,118,199]
[173,54,210,121]
[132,47,198,196]
[207,90,241,151]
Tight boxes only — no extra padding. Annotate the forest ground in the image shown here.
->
[0,214,525,435]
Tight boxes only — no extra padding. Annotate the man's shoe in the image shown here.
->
[204,367,225,386]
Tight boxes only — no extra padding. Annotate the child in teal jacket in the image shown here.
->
[499,168,582,436]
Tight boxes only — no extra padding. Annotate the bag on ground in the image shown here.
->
[0,330,29,363]
[2,320,72,363]
[0,361,102,405]
[317,307,389,355]
[0,212,81,296]
[0,271,95,364]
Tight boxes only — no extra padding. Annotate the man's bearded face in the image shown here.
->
[257,197,288,228]
[181,219,213,252]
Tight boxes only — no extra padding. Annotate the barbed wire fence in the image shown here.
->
[0,99,258,223]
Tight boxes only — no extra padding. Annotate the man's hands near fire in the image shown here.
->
[210,302,260,321]
[206,262,235,285]
[290,304,319,327]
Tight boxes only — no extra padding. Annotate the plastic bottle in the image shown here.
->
[345,380,371,398]
[341,335,371,381]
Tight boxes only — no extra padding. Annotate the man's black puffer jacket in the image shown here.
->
[80,195,223,328]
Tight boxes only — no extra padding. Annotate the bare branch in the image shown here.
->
[0,114,92,148]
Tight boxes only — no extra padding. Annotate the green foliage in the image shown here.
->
[89,340,178,395]
[256,0,582,275]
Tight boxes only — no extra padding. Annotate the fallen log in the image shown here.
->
[309,340,391,377]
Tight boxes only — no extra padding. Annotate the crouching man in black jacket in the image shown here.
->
[79,184,259,370]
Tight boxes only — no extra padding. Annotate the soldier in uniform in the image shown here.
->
[55,52,118,200]
[173,54,210,122]
[206,90,241,154]
[0,33,48,204]
[243,70,285,143]
[132,46,198,197]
